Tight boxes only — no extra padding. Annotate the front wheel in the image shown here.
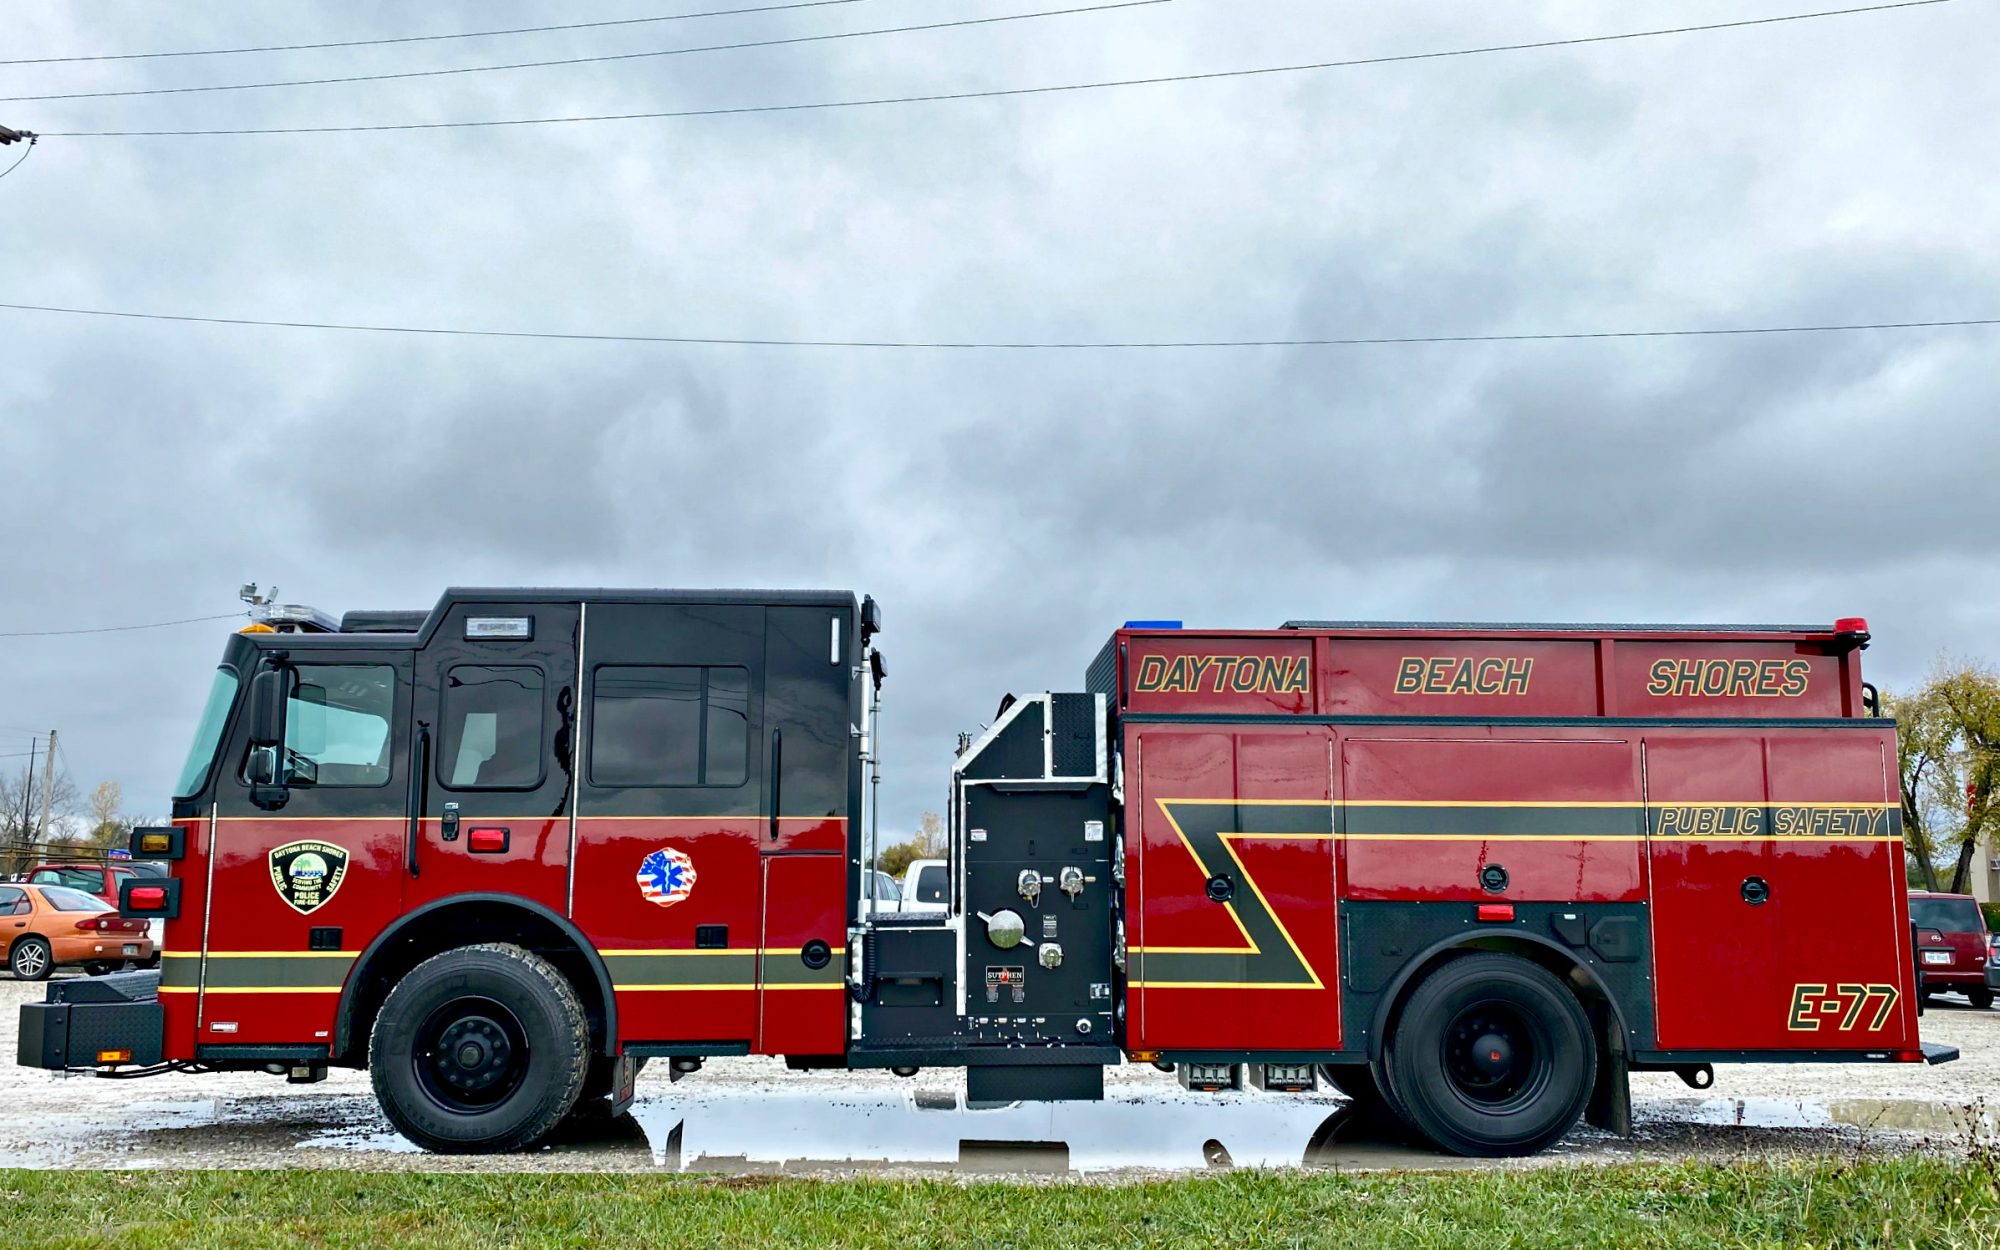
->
[10,937,53,981]
[368,943,591,1153]
[1385,953,1595,1157]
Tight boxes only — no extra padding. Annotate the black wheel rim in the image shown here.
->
[1438,998,1552,1113]
[413,995,530,1114]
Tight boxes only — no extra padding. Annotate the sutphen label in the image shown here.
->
[1133,653,1309,695]
[1646,657,1810,698]
[1393,656,1533,696]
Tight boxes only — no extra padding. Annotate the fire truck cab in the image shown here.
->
[17,590,1956,1157]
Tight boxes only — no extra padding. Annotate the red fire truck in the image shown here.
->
[16,591,1956,1156]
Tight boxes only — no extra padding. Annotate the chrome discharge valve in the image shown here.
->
[1017,869,1042,905]
[1058,865,1085,898]
[1038,942,1064,969]
[978,909,1026,949]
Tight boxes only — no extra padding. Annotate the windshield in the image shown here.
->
[1910,897,1984,933]
[39,885,110,912]
[175,667,241,798]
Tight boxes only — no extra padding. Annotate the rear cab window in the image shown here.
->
[29,868,104,894]
[1910,897,1984,932]
[38,885,110,912]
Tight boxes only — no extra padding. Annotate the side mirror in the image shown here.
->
[247,666,293,811]
[248,667,290,748]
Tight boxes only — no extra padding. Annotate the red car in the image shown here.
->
[1909,891,1994,1008]
[22,860,160,904]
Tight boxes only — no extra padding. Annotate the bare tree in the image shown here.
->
[86,780,130,850]
[876,811,948,879]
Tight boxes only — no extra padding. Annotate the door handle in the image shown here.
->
[406,722,431,878]
[768,728,783,842]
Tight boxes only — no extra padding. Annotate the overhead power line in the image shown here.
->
[0,301,1993,351]
[0,3,1174,105]
[31,0,1960,138]
[0,0,890,66]
[0,612,245,638]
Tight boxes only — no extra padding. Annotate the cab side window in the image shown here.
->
[440,665,546,790]
[281,664,397,787]
[591,665,750,787]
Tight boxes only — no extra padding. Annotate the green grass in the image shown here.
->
[2,1158,1996,1250]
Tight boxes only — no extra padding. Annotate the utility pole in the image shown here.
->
[36,729,57,841]
[19,736,37,842]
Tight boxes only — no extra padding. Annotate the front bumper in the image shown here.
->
[16,970,163,1070]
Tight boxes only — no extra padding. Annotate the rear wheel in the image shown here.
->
[1386,953,1595,1157]
[368,943,590,1153]
[10,937,53,981]
[1970,989,1994,1010]
[84,962,116,977]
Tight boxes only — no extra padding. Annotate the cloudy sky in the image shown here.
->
[1,0,1994,833]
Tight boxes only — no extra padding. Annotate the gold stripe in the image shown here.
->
[213,814,848,823]
[599,948,846,957]
[195,986,342,995]
[612,984,845,992]
[173,950,356,959]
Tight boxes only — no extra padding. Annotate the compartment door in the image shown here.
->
[1130,729,1337,1052]
[1646,733,1909,1051]
[1644,736,1780,1049]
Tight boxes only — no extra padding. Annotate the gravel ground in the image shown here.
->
[1,975,1992,1176]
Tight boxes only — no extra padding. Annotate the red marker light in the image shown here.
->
[1476,904,1515,923]
[127,886,167,911]
[468,827,509,854]
[1834,617,1870,635]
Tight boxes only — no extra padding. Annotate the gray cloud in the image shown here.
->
[1,0,1995,831]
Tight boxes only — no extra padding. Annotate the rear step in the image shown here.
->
[17,971,163,1071]
[1921,1041,1960,1065]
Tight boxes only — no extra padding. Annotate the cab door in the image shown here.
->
[199,651,412,1050]
[572,602,767,1047]
[409,601,579,915]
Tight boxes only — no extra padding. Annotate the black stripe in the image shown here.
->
[1346,805,1641,838]
[1124,714,1893,729]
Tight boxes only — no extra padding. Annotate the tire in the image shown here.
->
[1386,953,1596,1157]
[84,962,116,977]
[1970,990,1994,1011]
[10,937,53,981]
[368,943,591,1153]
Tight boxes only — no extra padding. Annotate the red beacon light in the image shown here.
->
[1834,617,1869,636]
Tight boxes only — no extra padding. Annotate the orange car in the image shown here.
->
[3,882,155,981]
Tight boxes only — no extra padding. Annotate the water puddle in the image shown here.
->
[627,1084,1372,1173]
